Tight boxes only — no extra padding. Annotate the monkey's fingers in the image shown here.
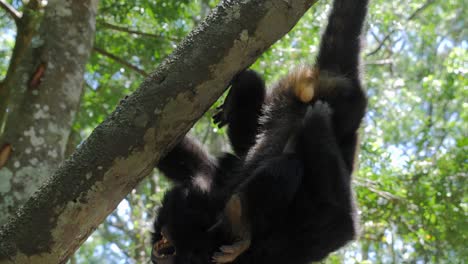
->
[216,103,225,110]
[213,112,221,122]
[212,252,234,263]
[213,111,228,128]
[212,239,250,263]
[219,245,237,254]
[207,217,223,232]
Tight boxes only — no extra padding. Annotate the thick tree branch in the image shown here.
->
[99,21,165,39]
[0,0,21,23]
[93,46,149,77]
[0,0,317,262]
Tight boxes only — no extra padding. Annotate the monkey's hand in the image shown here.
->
[212,194,251,263]
[212,239,251,263]
[213,102,230,128]
[213,81,236,128]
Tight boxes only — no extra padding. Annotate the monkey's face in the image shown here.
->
[151,226,176,264]
[151,186,225,264]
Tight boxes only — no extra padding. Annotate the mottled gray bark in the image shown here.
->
[0,0,41,130]
[0,0,317,263]
[0,0,98,225]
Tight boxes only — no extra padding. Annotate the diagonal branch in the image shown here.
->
[0,0,21,23]
[365,58,394,66]
[93,47,149,77]
[366,0,435,57]
[366,29,396,57]
[355,178,401,201]
[99,21,168,39]
[406,0,436,21]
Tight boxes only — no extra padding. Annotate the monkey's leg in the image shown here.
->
[300,102,354,206]
[300,103,357,247]
[213,70,266,157]
[307,73,366,172]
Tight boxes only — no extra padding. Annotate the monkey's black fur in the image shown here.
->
[152,0,369,262]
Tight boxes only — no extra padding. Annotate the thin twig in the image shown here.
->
[99,21,164,39]
[366,0,436,57]
[366,29,396,57]
[355,178,401,201]
[365,58,394,66]
[93,47,149,77]
[407,0,436,21]
[0,0,21,23]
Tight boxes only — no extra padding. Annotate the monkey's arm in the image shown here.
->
[316,0,369,77]
[312,0,369,169]
[300,102,355,210]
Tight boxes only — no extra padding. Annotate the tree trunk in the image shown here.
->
[0,0,98,224]
[0,0,41,128]
[0,0,317,263]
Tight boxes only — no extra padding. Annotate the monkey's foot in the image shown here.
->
[212,239,251,263]
[288,65,318,103]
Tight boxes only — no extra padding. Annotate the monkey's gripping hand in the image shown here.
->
[212,239,251,263]
[213,102,230,128]
[212,75,239,129]
[211,194,251,263]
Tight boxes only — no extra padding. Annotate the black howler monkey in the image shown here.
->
[152,0,369,262]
